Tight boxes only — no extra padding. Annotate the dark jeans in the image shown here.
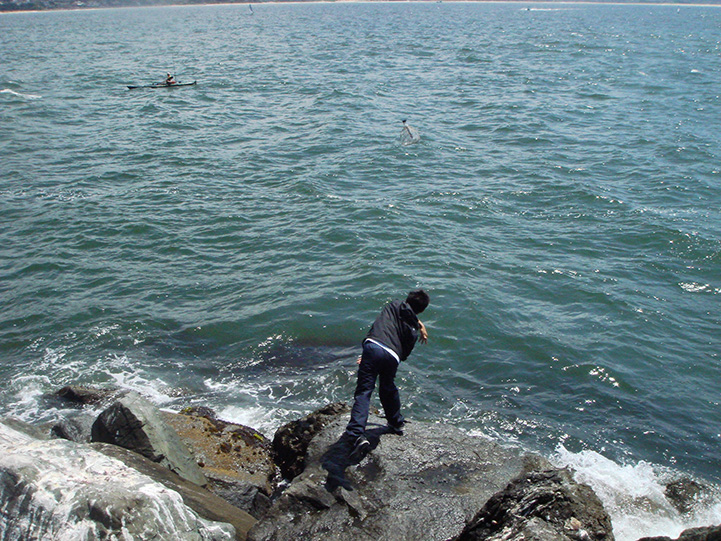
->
[345,341,405,439]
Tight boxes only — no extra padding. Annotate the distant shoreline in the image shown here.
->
[3,0,721,14]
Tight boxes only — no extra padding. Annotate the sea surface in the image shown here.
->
[1,2,720,538]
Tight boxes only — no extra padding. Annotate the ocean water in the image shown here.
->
[1,2,720,538]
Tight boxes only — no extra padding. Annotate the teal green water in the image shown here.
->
[1,3,720,536]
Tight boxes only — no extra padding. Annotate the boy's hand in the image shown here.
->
[418,321,428,344]
[357,356,362,365]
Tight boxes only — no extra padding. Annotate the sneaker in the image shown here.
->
[387,423,404,435]
[350,436,370,460]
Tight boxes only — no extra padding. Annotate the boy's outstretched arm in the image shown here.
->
[418,321,428,344]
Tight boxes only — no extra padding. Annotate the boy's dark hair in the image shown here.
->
[406,289,430,314]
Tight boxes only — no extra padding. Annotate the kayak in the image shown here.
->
[127,81,197,90]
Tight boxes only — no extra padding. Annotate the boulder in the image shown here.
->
[664,478,708,515]
[454,468,614,541]
[249,408,547,541]
[49,385,279,518]
[91,391,207,487]
[54,384,124,407]
[93,441,257,540]
[162,407,278,518]
[49,385,126,444]
[0,419,249,540]
[637,524,721,541]
[51,412,96,443]
[272,402,350,481]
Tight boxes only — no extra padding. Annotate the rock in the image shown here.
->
[91,391,207,487]
[48,385,125,444]
[53,384,124,406]
[161,408,278,518]
[209,477,272,520]
[637,524,721,541]
[249,407,547,541]
[0,419,246,540]
[94,441,257,540]
[1,416,50,440]
[50,386,278,518]
[272,402,350,481]
[665,478,708,515]
[50,412,96,443]
[454,468,614,541]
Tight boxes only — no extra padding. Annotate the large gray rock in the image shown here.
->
[162,407,279,519]
[91,391,207,487]
[0,420,241,540]
[93,441,257,540]
[249,410,547,541]
[454,468,614,541]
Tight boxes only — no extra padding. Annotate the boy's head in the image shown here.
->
[406,289,430,314]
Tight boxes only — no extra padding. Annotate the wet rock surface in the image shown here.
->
[664,478,710,516]
[453,467,614,541]
[250,409,549,541]
[90,391,208,487]
[272,402,350,481]
[93,440,257,540]
[54,384,125,407]
[0,420,250,540]
[162,407,279,518]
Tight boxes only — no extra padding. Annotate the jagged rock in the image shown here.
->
[454,468,614,541]
[51,412,96,443]
[49,386,278,518]
[162,408,278,518]
[49,385,125,444]
[54,384,124,406]
[665,478,708,515]
[91,391,207,487]
[637,524,721,541]
[0,419,246,540]
[272,402,350,480]
[249,407,547,541]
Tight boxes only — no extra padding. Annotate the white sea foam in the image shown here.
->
[3,351,183,427]
[0,88,41,100]
[204,377,309,436]
[6,375,51,415]
[217,405,279,436]
[105,360,177,405]
[552,445,721,541]
[679,281,718,294]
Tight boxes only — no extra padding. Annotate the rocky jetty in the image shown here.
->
[250,410,550,541]
[0,391,719,541]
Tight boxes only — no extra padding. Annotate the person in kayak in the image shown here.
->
[165,73,176,85]
[344,289,430,459]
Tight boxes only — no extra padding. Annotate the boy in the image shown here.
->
[345,289,430,458]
